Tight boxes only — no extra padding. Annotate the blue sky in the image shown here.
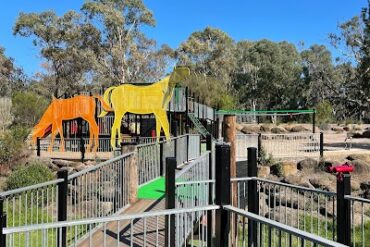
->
[0,0,366,76]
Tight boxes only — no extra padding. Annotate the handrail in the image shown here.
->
[175,151,210,179]
[3,205,220,234]
[344,195,370,204]
[0,178,64,197]
[68,152,134,180]
[223,205,347,247]
[253,177,336,196]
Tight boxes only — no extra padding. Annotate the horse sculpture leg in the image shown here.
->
[154,113,163,142]
[83,116,99,153]
[155,110,171,140]
[110,111,126,149]
[48,124,57,153]
[55,120,65,152]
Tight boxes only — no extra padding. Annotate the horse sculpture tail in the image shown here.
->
[96,86,116,117]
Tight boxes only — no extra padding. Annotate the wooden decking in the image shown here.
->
[78,199,165,247]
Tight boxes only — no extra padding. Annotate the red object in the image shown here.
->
[151,129,156,138]
[327,164,354,173]
[327,163,354,181]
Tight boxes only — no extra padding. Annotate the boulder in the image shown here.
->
[0,164,11,176]
[271,126,287,134]
[282,174,314,188]
[309,173,336,192]
[297,158,318,171]
[75,163,87,172]
[260,124,272,132]
[235,123,244,131]
[271,161,297,177]
[347,154,370,163]
[52,159,75,168]
[258,166,270,178]
[290,125,309,132]
[362,129,370,138]
[241,125,261,134]
[331,126,344,133]
[349,159,370,174]
[351,179,361,191]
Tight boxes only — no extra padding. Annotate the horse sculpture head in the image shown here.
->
[169,66,190,86]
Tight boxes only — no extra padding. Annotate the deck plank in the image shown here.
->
[77,199,165,247]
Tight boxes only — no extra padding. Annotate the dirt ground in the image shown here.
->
[323,132,370,160]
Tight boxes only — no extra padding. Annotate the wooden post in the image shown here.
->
[129,150,138,204]
[223,114,236,244]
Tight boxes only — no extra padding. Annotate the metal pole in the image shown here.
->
[160,141,164,176]
[37,137,41,157]
[165,157,176,247]
[206,134,213,245]
[248,147,259,247]
[0,196,6,247]
[312,110,316,133]
[320,132,324,159]
[337,173,351,245]
[57,169,68,247]
[185,87,189,133]
[215,144,230,247]
[258,133,262,159]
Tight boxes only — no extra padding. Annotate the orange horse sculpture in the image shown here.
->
[32,95,112,152]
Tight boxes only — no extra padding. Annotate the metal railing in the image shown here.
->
[0,179,63,229]
[137,142,161,186]
[231,177,338,240]
[345,195,370,246]
[38,137,113,152]
[224,205,346,247]
[0,153,134,232]
[2,205,218,247]
[175,151,212,246]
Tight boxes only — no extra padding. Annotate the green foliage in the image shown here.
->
[258,147,275,166]
[12,91,49,126]
[316,100,334,124]
[6,161,54,190]
[0,131,24,164]
[271,162,284,177]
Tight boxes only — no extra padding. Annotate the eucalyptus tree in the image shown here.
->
[233,40,302,110]
[329,1,370,120]
[14,11,101,97]
[82,0,171,85]
[0,47,24,97]
[176,27,237,108]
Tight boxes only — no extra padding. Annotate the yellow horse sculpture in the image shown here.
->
[99,67,190,148]
[32,95,112,152]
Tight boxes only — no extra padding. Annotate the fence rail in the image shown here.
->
[2,205,218,247]
[224,205,347,247]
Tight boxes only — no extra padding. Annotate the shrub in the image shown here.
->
[12,91,49,127]
[6,161,54,190]
[0,126,30,164]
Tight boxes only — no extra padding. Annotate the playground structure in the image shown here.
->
[2,80,369,246]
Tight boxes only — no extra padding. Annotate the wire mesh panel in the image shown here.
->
[236,134,258,160]
[224,205,346,247]
[261,133,320,159]
[137,142,161,185]
[345,195,370,246]
[3,205,218,247]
